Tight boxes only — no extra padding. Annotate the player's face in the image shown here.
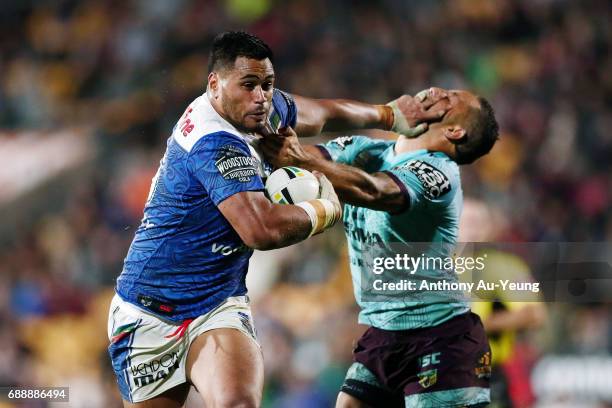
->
[429,88,480,125]
[217,57,275,133]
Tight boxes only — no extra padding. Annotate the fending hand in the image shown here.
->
[386,87,451,138]
[260,126,311,168]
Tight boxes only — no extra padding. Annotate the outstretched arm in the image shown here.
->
[291,88,450,138]
[292,95,393,137]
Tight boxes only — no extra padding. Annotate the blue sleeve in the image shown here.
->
[270,89,297,130]
[188,132,264,206]
[316,136,387,165]
[386,158,457,211]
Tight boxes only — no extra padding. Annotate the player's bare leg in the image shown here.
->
[336,391,373,408]
[122,383,190,408]
[187,328,264,408]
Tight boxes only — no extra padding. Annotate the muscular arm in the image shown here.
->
[291,89,449,138]
[293,95,391,137]
[288,145,407,212]
[218,191,312,250]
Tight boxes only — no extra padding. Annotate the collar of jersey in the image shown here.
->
[385,146,449,165]
[384,146,426,165]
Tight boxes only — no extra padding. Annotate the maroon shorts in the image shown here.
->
[342,312,491,407]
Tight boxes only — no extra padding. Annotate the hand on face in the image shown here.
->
[387,87,451,138]
[259,126,310,168]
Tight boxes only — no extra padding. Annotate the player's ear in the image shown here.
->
[208,72,219,99]
[443,125,467,143]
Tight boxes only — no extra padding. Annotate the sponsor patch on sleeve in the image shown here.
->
[215,144,259,183]
[402,160,451,199]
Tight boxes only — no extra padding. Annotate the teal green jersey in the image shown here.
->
[318,136,469,330]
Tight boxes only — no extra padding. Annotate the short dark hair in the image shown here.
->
[454,97,499,165]
[208,31,273,73]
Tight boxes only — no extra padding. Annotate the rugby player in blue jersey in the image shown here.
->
[261,87,500,407]
[107,31,448,408]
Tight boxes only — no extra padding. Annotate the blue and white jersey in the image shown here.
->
[116,89,297,322]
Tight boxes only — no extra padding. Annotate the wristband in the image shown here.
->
[296,199,341,236]
[376,105,394,131]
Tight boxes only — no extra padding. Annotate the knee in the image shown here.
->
[209,389,260,408]
[206,387,261,408]
[194,369,262,408]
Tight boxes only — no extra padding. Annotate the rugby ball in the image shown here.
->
[265,167,320,204]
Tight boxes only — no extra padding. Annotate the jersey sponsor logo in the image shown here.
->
[331,136,354,150]
[403,160,451,199]
[137,295,176,314]
[179,107,195,137]
[475,351,492,379]
[417,369,438,388]
[418,353,441,389]
[350,257,365,267]
[344,224,383,244]
[140,219,155,229]
[419,352,441,368]
[215,145,258,182]
[131,350,181,388]
[211,242,249,256]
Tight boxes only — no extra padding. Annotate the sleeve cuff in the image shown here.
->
[382,171,411,214]
[315,145,333,161]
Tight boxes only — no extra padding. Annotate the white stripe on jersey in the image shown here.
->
[172,92,259,152]
[171,92,267,177]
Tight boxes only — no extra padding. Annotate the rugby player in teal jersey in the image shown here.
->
[261,88,500,408]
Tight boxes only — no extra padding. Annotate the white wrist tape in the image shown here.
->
[296,199,341,236]
[387,100,428,138]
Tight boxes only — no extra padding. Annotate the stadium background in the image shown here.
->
[0,0,611,407]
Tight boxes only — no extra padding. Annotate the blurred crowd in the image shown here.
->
[0,0,611,406]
